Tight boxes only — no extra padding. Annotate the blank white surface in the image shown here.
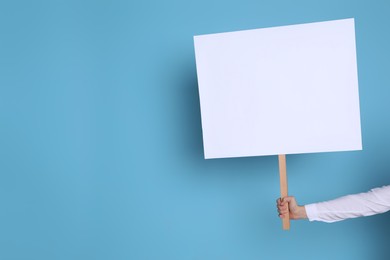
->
[194,18,362,159]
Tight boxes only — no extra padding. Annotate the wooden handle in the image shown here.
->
[278,154,290,230]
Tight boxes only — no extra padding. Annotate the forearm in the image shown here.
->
[305,185,390,223]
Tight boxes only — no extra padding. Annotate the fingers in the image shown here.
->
[276,197,287,206]
[276,196,292,207]
[277,203,288,218]
[276,197,289,215]
[277,206,289,214]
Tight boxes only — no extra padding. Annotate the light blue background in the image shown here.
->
[0,0,389,259]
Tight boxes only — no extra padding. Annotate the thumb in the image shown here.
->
[281,196,298,208]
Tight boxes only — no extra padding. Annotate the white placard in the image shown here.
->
[194,18,362,159]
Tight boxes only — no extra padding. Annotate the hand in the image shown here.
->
[276,196,307,220]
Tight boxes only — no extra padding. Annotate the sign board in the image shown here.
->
[194,18,362,160]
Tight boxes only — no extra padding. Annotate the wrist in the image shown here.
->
[297,205,308,219]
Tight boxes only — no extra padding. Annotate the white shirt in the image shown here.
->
[305,185,390,223]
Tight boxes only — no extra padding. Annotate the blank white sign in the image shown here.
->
[194,18,362,159]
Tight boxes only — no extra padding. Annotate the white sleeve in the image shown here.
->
[304,185,390,223]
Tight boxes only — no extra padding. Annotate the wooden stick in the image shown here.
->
[278,154,290,230]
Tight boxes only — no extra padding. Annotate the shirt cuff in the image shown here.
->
[305,203,319,222]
